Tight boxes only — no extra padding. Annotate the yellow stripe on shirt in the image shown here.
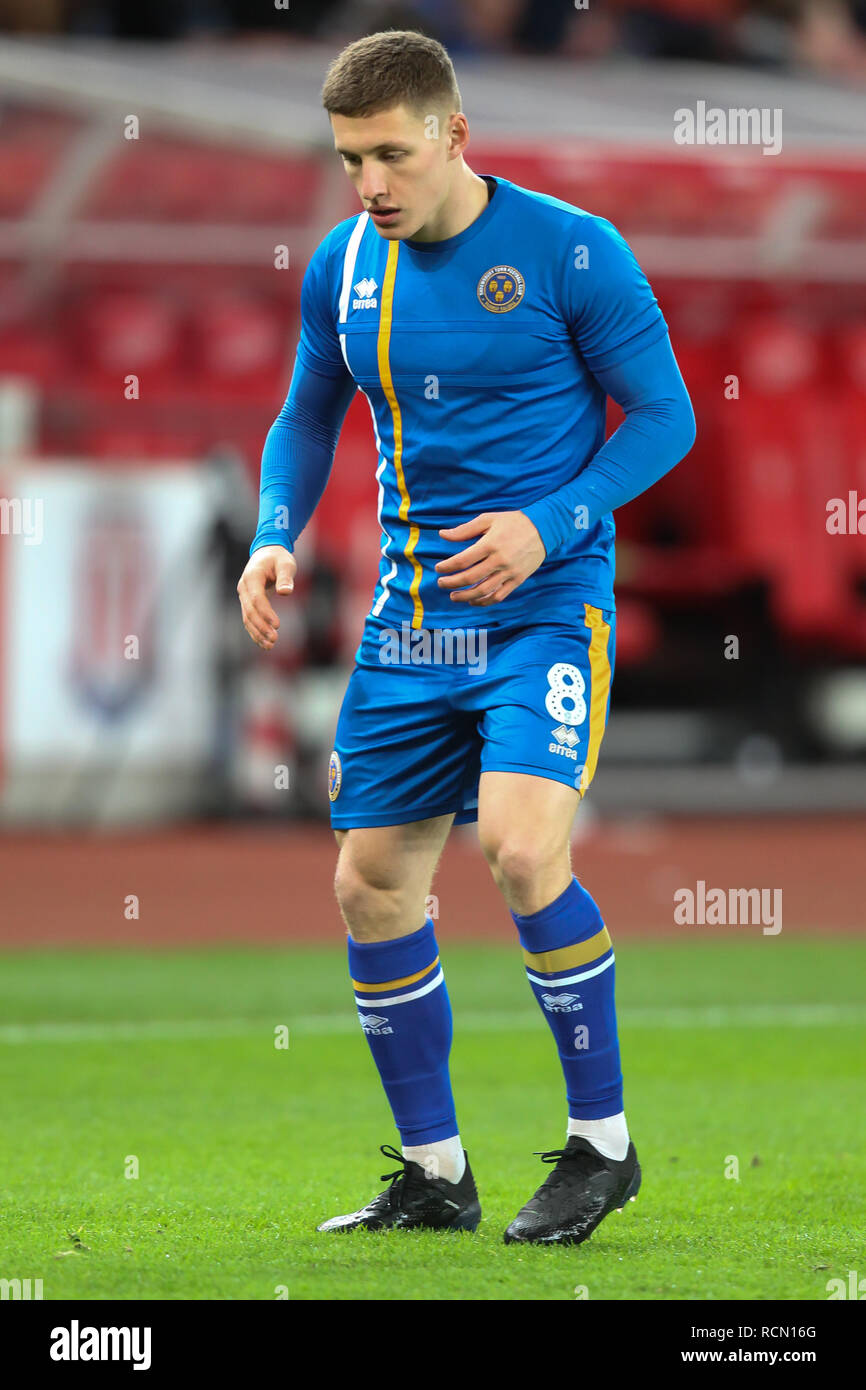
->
[377,238,424,629]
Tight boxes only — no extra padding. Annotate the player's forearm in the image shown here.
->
[250,399,339,554]
[250,356,356,556]
[523,335,696,558]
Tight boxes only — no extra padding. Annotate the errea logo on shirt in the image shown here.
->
[353,277,378,310]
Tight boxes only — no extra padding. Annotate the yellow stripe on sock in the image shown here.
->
[522,927,611,976]
[352,955,440,994]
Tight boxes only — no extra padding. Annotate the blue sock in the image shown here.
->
[511,876,623,1119]
[348,917,458,1145]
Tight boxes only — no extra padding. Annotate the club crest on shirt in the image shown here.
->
[477,264,525,314]
[328,751,342,801]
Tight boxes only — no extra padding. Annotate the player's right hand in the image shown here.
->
[237,544,297,651]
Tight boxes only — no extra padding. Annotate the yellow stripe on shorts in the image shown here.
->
[578,604,612,797]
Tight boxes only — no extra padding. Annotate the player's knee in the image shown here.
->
[333,853,375,920]
[483,833,564,900]
[333,845,401,937]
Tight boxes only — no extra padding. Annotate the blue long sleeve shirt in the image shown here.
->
[251,175,696,630]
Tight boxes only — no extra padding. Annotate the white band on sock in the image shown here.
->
[567,1112,630,1162]
[402,1135,465,1184]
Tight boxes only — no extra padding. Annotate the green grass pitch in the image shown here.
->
[1,938,864,1301]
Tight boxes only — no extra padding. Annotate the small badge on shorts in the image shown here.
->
[328,750,342,801]
[477,265,525,314]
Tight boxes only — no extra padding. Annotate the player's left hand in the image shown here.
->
[435,511,546,606]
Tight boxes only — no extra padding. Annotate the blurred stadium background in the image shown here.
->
[0,0,863,939]
[1,0,865,1308]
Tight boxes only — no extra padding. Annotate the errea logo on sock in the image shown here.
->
[541,992,583,1013]
[358,1012,393,1035]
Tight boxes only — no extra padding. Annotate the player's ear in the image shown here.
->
[446,113,469,159]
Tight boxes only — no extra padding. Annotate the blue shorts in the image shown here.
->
[328,604,616,829]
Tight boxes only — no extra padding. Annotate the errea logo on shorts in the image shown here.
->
[353,277,378,310]
[550,724,581,759]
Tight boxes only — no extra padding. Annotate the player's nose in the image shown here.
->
[360,164,388,204]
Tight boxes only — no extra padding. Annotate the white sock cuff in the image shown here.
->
[567,1113,630,1162]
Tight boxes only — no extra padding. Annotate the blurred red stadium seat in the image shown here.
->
[70,290,183,381]
[0,107,80,217]
[83,140,321,222]
[191,294,284,382]
[719,317,866,653]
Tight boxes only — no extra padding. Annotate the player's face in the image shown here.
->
[330,103,459,240]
